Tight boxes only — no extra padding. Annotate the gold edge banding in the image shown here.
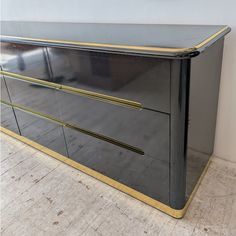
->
[0,34,193,54]
[0,126,212,219]
[195,26,230,49]
[0,71,142,110]
[0,100,144,155]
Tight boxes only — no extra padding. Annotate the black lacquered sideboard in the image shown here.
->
[0,22,230,218]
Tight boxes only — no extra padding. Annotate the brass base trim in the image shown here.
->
[0,126,212,219]
[1,100,144,155]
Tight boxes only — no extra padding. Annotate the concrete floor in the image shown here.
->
[0,132,236,236]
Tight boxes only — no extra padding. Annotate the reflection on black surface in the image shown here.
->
[1,104,20,134]
[1,75,11,102]
[1,21,226,50]
[4,105,170,204]
[3,75,170,162]
[14,109,68,156]
[186,149,209,198]
[57,90,169,161]
[63,126,169,204]
[1,40,171,205]
[1,42,51,80]
[1,42,170,113]
[48,48,170,112]
[4,76,61,118]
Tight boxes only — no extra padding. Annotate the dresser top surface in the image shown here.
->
[0,21,230,58]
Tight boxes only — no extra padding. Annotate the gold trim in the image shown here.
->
[0,71,142,110]
[1,100,144,155]
[0,26,230,55]
[0,126,212,219]
[1,35,194,54]
[195,26,229,49]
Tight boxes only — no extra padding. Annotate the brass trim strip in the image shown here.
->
[1,100,144,155]
[0,126,212,218]
[0,26,230,55]
[1,35,194,54]
[0,71,142,110]
[195,26,229,49]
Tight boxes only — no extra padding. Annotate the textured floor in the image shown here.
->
[0,132,236,236]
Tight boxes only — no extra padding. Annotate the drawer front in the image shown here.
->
[3,75,61,118]
[1,42,51,80]
[1,103,20,134]
[8,105,170,204]
[48,47,170,113]
[63,126,169,204]
[1,75,11,102]
[3,75,169,162]
[58,90,169,162]
[1,42,170,113]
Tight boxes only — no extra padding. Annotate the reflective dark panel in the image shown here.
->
[4,76,60,117]
[1,104,20,134]
[0,21,228,214]
[186,39,224,198]
[14,109,68,156]
[48,48,170,112]
[63,126,170,204]
[1,21,229,56]
[57,90,169,161]
[1,75,11,102]
[1,42,51,80]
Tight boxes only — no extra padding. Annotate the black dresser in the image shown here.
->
[0,21,230,218]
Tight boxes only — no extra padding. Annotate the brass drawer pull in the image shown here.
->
[1,99,144,155]
[0,71,142,110]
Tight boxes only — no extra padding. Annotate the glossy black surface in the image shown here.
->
[186,38,224,198]
[1,75,11,102]
[4,75,61,118]
[56,90,169,160]
[1,21,230,57]
[14,109,68,156]
[0,22,228,210]
[64,126,169,204]
[1,42,170,112]
[169,59,190,209]
[1,42,51,79]
[2,75,170,162]
[1,103,20,134]
[1,75,20,134]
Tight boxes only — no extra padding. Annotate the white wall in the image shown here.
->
[1,0,236,162]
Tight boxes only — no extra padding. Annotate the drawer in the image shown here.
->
[14,109,68,157]
[58,90,169,162]
[3,75,169,162]
[48,47,170,113]
[64,126,169,204]
[3,75,61,118]
[7,104,170,204]
[1,103,20,134]
[1,42,51,80]
[1,42,170,113]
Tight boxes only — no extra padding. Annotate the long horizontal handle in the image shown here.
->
[0,71,142,110]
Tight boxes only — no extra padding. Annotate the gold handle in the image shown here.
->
[0,71,142,110]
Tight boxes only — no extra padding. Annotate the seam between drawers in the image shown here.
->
[0,126,212,219]
[0,71,142,110]
[1,99,144,155]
